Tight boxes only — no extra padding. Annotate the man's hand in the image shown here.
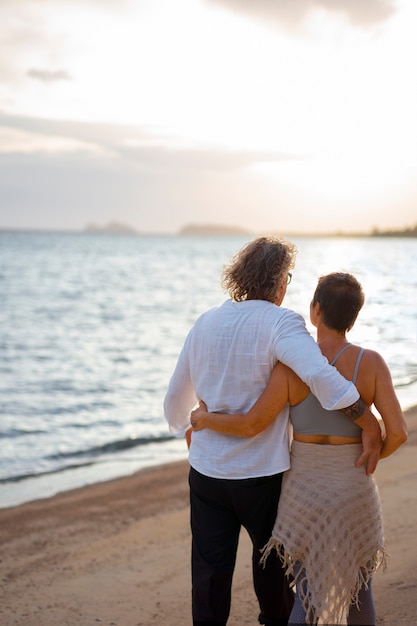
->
[354,407,383,474]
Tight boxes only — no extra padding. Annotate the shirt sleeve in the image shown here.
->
[274,310,360,410]
[163,331,198,437]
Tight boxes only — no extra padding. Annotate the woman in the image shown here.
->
[190,272,408,625]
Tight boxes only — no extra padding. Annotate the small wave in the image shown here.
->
[0,461,97,484]
[0,427,47,438]
[395,376,417,389]
[0,434,176,484]
[1,401,115,417]
[46,434,174,460]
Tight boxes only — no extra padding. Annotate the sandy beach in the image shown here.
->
[1,406,416,626]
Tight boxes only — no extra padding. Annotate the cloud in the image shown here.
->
[0,111,303,234]
[1,113,416,236]
[208,0,397,30]
[0,0,132,86]
[116,144,296,172]
[0,111,298,171]
[27,68,72,83]
[0,112,152,151]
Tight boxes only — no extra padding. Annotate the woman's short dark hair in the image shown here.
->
[312,272,365,332]
[222,236,297,302]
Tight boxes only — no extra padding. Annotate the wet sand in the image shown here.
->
[1,406,416,625]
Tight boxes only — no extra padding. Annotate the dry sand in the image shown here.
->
[1,406,416,626]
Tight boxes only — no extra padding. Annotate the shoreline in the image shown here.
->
[1,406,416,625]
[2,391,416,511]
[0,437,189,510]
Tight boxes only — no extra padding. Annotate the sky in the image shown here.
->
[0,0,416,235]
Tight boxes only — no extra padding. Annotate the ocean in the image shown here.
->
[1,231,416,508]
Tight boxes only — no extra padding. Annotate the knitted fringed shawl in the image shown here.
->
[261,441,386,625]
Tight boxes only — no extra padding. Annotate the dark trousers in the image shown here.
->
[189,467,294,626]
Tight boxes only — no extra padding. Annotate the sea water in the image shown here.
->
[1,232,416,508]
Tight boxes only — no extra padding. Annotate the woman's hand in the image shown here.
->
[190,400,208,431]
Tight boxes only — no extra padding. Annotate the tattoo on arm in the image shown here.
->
[340,398,366,420]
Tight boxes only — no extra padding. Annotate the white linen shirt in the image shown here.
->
[164,299,359,479]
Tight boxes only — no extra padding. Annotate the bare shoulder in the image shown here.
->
[356,348,394,399]
[360,347,389,371]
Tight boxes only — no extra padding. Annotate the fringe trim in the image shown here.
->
[260,539,387,625]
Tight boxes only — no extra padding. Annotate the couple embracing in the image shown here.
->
[164,236,407,626]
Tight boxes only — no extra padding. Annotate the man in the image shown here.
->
[164,236,382,626]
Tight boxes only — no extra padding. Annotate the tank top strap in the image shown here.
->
[330,343,352,366]
[352,348,365,384]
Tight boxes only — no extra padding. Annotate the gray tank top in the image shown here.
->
[290,344,364,437]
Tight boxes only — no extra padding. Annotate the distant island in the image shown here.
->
[179,223,251,236]
[77,220,417,238]
[84,221,139,234]
[2,222,415,238]
[177,223,417,237]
